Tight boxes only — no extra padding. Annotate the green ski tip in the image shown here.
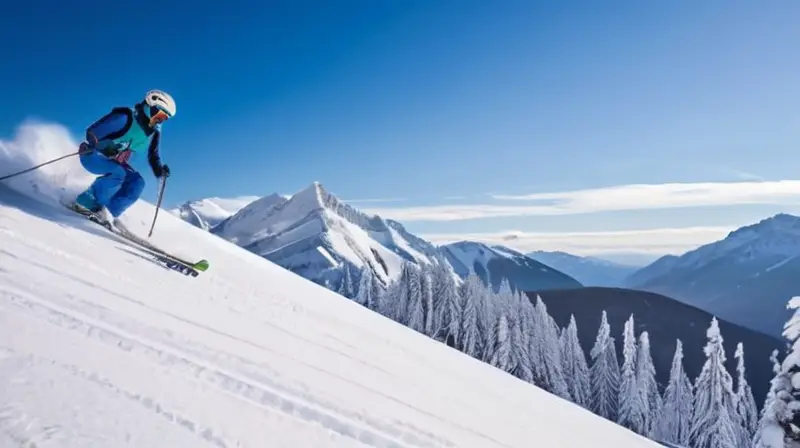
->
[193,259,210,272]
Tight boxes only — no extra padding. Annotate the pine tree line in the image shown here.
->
[331,261,761,447]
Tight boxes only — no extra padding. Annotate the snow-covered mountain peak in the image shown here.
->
[669,213,800,270]
[210,192,289,245]
[440,241,582,292]
[212,182,441,287]
[726,213,800,241]
[170,195,259,230]
[290,180,327,212]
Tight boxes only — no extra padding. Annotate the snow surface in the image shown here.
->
[441,242,504,277]
[0,123,661,447]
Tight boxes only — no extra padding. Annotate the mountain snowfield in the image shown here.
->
[440,242,582,292]
[211,182,444,288]
[0,123,660,447]
[169,195,260,230]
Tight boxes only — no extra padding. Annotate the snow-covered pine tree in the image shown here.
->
[431,261,461,347]
[508,291,534,383]
[689,317,740,448]
[732,342,758,446]
[560,314,591,408]
[458,274,483,358]
[476,281,497,363]
[418,264,435,336]
[531,296,570,400]
[617,314,645,434]
[589,310,620,421]
[337,263,357,299]
[753,350,790,448]
[403,263,425,333]
[489,311,513,372]
[659,339,694,446]
[353,266,372,308]
[381,267,404,322]
[753,296,800,447]
[636,331,662,439]
[367,270,383,312]
[752,352,778,447]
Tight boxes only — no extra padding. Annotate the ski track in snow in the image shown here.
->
[0,281,459,448]
[0,270,450,447]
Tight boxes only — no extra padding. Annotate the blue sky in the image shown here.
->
[2,1,800,263]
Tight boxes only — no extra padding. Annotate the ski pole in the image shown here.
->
[148,174,167,237]
[0,150,83,182]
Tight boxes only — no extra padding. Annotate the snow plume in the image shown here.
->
[0,121,91,206]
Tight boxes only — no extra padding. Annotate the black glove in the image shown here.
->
[154,164,170,178]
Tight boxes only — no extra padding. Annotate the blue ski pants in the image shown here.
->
[79,150,145,217]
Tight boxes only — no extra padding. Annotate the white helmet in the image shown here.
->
[144,89,176,126]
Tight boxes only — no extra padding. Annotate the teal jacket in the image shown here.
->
[85,102,166,177]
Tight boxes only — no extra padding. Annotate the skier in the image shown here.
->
[72,90,176,229]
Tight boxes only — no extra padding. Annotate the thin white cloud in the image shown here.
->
[421,226,735,257]
[721,168,764,182]
[364,180,800,221]
[344,197,407,204]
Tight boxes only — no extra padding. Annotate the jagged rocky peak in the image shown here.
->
[212,181,443,288]
[309,182,393,234]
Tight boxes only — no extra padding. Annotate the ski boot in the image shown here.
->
[72,190,113,229]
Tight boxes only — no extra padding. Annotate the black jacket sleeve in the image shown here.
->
[147,131,164,177]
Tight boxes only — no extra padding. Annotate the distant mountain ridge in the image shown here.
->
[528,250,641,287]
[174,182,582,292]
[442,242,583,292]
[623,213,800,337]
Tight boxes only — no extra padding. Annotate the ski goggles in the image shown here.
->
[148,107,171,127]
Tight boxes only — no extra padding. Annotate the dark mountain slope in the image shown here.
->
[528,286,784,408]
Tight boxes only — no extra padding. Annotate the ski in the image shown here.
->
[62,201,210,277]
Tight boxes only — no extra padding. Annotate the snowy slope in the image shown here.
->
[440,241,582,292]
[210,193,290,241]
[528,250,641,287]
[170,196,260,230]
[0,124,659,447]
[212,182,442,288]
[624,213,800,337]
